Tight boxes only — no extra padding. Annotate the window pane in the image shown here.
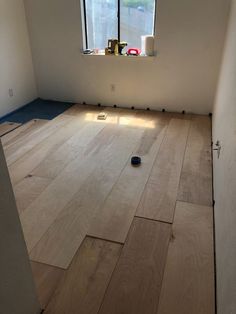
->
[85,0,118,50]
[120,0,155,49]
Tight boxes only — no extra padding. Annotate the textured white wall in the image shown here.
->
[0,141,40,314]
[213,0,236,313]
[0,0,37,118]
[24,0,230,114]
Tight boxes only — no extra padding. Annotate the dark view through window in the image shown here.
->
[84,0,156,50]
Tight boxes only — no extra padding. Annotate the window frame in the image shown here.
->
[82,0,157,51]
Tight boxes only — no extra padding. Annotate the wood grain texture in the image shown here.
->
[30,125,144,268]
[136,118,190,223]
[88,119,168,243]
[4,114,72,167]
[7,113,91,185]
[1,120,46,146]
[99,218,171,314]
[45,237,122,314]
[157,201,215,314]
[20,121,143,254]
[31,261,64,309]
[0,122,21,137]
[13,175,51,214]
[177,115,212,206]
[31,107,121,179]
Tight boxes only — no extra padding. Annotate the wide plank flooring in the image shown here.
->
[177,115,212,206]
[98,218,171,314]
[136,118,190,222]
[157,201,215,314]
[31,261,64,309]
[0,121,21,137]
[44,237,122,314]
[3,105,214,313]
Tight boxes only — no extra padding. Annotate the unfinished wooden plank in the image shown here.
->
[31,261,64,309]
[30,125,144,268]
[1,119,48,147]
[31,108,120,179]
[44,237,121,314]
[157,201,215,314]
[4,114,72,166]
[136,118,190,223]
[8,112,93,185]
[88,118,168,243]
[0,122,21,137]
[177,115,212,206]
[99,218,171,314]
[13,175,51,214]
[9,107,117,183]
[20,121,143,254]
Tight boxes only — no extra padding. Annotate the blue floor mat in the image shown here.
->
[0,99,74,124]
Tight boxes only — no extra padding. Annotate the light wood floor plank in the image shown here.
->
[20,120,143,254]
[177,115,212,206]
[44,237,122,314]
[31,107,120,179]
[136,118,190,223]
[0,122,21,137]
[1,119,46,147]
[4,114,72,166]
[8,111,94,185]
[31,261,64,309]
[157,201,215,314]
[30,125,144,268]
[13,175,51,214]
[99,218,171,314]
[88,118,168,243]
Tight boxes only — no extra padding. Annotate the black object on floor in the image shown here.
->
[131,156,141,166]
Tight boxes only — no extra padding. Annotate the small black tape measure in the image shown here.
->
[131,156,141,166]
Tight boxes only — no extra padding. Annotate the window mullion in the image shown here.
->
[118,0,120,42]
[83,0,88,49]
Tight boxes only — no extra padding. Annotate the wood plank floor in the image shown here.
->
[98,218,171,314]
[136,118,190,222]
[45,237,122,314]
[177,115,212,206]
[2,105,214,313]
[157,201,215,314]
[31,261,64,309]
[0,121,21,137]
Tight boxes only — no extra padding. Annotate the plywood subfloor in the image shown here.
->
[5,105,214,313]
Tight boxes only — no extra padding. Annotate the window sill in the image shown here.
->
[81,52,155,59]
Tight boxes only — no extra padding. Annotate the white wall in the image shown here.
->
[0,141,40,314]
[213,0,236,313]
[0,0,37,118]
[24,0,230,114]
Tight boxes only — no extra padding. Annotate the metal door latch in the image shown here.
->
[213,140,221,158]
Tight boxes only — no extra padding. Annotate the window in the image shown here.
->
[82,0,156,51]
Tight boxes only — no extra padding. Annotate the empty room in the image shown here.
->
[0,0,236,313]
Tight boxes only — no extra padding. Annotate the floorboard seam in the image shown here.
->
[134,215,172,225]
[86,234,124,245]
[30,259,66,271]
[175,199,213,208]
